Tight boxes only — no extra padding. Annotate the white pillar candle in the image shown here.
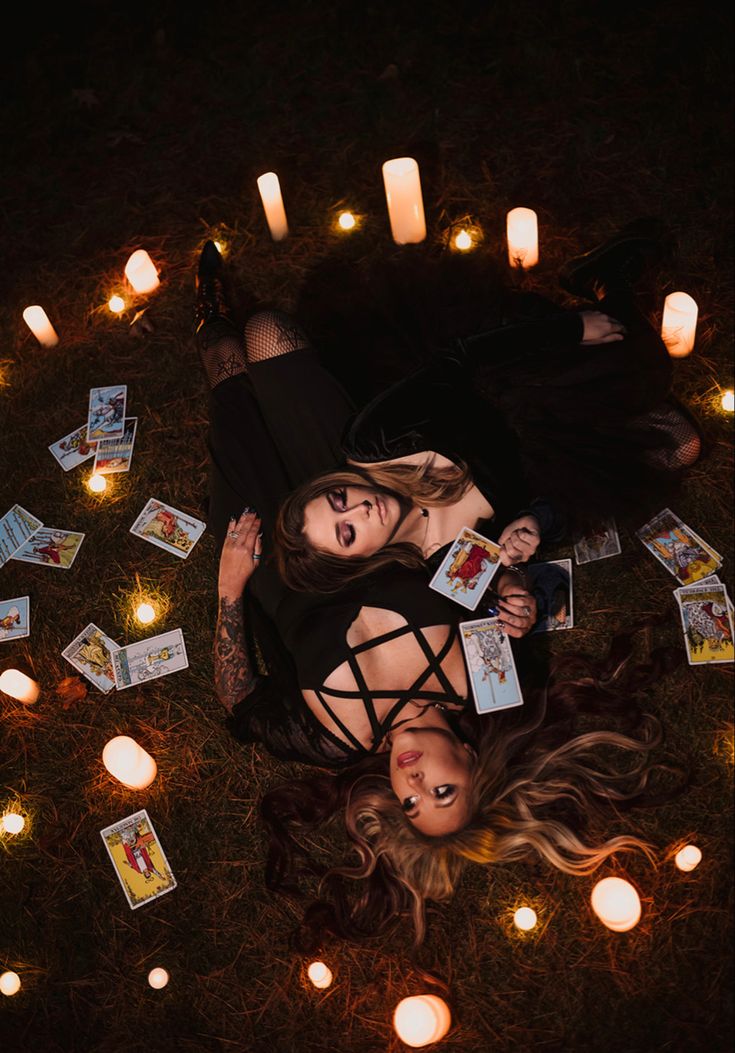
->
[257,172,289,242]
[102,735,157,790]
[382,158,427,245]
[393,995,451,1047]
[674,844,702,872]
[721,390,734,413]
[124,250,160,294]
[307,961,333,989]
[590,877,641,932]
[661,291,698,357]
[148,967,170,989]
[22,305,59,347]
[0,971,21,997]
[506,207,539,268]
[0,669,40,705]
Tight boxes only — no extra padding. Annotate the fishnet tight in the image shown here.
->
[199,310,311,389]
[635,403,702,470]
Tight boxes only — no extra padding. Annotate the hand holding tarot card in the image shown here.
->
[429,526,502,611]
[459,617,523,714]
[100,810,177,910]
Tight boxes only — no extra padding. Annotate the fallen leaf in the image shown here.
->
[56,676,88,706]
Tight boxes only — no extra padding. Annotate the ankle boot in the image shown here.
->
[194,240,235,333]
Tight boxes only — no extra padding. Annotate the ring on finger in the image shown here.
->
[228,531,240,539]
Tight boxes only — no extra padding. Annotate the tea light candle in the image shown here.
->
[720,389,734,413]
[1,812,25,835]
[257,172,289,242]
[124,250,160,294]
[102,735,157,790]
[0,971,21,997]
[590,877,641,932]
[661,291,698,357]
[454,229,473,251]
[675,844,702,872]
[382,158,427,245]
[22,305,59,347]
[506,207,539,268]
[307,961,333,989]
[135,602,156,625]
[148,967,169,989]
[338,211,356,231]
[393,995,451,1047]
[87,473,107,493]
[108,295,126,314]
[0,669,40,705]
[513,906,538,931]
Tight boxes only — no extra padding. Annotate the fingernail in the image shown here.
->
[257,532,263,539]
[229,515,236,522]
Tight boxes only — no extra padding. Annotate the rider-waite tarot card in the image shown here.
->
[459,617,523,714]
[100,809,177,910]
[428,526,502,612]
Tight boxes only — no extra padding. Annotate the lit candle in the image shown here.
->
[135,602,156,625]
[454,229,473,251]
[256,172,289,242]
[1,812,25,835]
[513,906,538,931]
[0,971,21,997]
[506,207,539,269]
[590,877,641,932]
[102,735,157,790]
[382,158,427,245]
[148,967,170,989]
[108,295,126,314]
[337,211,356,231]
[393,995,451,1047]
[674,844,702,872]
[307,961,333,989]
[720,389,734,413]
[124,250,160,294]
[0,669,40,705]
[22,305,59,347]
[661,291,698,357]
[87,473,107,493]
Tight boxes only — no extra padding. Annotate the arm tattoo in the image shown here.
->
[214,597,258,712]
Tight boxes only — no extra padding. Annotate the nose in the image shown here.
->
[407,770,423,783]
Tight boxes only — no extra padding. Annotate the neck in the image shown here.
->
[391,504,433,553]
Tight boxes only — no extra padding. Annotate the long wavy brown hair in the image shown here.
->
[274,459,472,593]
[261,628,686,949]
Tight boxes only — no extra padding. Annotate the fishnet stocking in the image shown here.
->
[244,310,312,364]
[635,403,702,471]
[198,319,248,390]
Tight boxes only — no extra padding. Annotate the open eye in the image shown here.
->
[401,794,420,814]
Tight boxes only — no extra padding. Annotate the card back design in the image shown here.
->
[112,628,188,690]
[0,596,30,642]
[459,617,524,714]
[100,809,177,910]
[130,498,206,559]
[428,526,502,611]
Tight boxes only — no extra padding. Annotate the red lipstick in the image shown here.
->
[397,750,422,768]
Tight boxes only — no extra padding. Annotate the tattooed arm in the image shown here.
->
[214,510,263,712]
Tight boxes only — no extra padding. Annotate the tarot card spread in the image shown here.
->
[62,623,120,693]
[87,385,127,441]
[527,559,574,633]
[48,423,97,471]
[676,583,734,666]
[130,498,206,559]
[0,505,43,569]
[0,596,30,642]
[459,617,523,714]
[428,526,502,611]
[10,528,85,570]
[112,628,188,690]
[573,518,622,565]
[93,417,138,475]
[100,809,177,910]
[636,508,721,585]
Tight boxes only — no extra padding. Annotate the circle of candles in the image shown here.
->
[675,844,702,872]
[22,305,59,348]
[506,207,539,269]
[102,736,158,790]
[513,906,538,931]
[382,158,427,245]
[721,390,734,413]
[590,877,641,932]
[148,967,169,989]
[135,602,156,625]
[0,669,40,705]
[0,971,21,997]
[125,250,160,294]
[307,961,333,989]
[108,295,126,314]
[337,211,356,231]
[87,473,107,493]
[1,812,25,835]
[256,172,289,242]
[661,291,698,357]
[393,995,451,1048]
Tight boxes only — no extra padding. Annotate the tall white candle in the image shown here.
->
[506,207,539,268]
[590,877,641,932]
[257,172,289,242]
[22,305,59,347]
[382,158,427,245]
[0,669,40,704]
[124,250,160,294]
[661,291,698,357]
[102,735,157,790]
[393,995,451,1047]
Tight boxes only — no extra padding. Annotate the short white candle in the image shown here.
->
[1,813,25,835]
[0,669,40,705]
[338,211,356,231]
[257,172,289,242]
[513,906,538,931]
[307,961,333,989]
[148,967,170,989]
[675,844,702,872]
[382,158,427,245]
[590,877,641,932]
[720,389,734,413]
[0,971,21,997]
[102,735,158,790]
[393,994,451,1047]
[108,295,126,314]
[87,473,107,493]
[661,291,698,357]
[506,207,539,269]
[125,250,160,294]
[135,602,156,625]
[454,229,473,251]
[22,305,59,347]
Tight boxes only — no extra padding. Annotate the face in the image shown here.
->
[389,726,475,836]
[302,485,404,557]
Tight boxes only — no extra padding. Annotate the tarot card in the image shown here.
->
[676,583,734,665]
[93,417,138,475]
[527,559,574,633]
[100,809,177,910]
[112,628,188,690]
[0,505,43,569]
[459,617,524,714]
[636,508,721,585]
[573,518,622,565]
[10,528,85,570]
[62,622,120,693]
[48,423,97,471]
[428,526,502,611]
[675,575,734,617]
[0,596,30,643]
[129,498,206,559]
[87,384,127,441]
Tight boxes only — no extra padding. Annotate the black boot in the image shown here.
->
[559,218,664,301]
[194,240,235,334]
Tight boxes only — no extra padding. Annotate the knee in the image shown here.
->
[243,309,306,364]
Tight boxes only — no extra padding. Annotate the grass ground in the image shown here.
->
[0,2,732,1051]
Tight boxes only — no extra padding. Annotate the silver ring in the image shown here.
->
[252,553,261,561]
[523,606,531,616]
[227,531,240,539]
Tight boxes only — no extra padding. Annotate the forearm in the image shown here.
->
[214,595,258,712]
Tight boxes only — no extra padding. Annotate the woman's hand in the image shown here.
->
[218,511,262,602]
[498,516,540,566]
[495,571,538,639]
[579,311,627,345]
